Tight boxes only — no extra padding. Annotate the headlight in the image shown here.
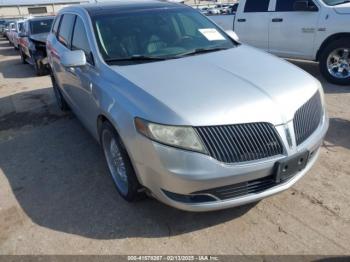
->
[135,118,207,154]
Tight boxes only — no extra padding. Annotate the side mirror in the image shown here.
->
[225,30,239,42]
[293,0,318,11]
[61,50,86,67]
[18,32,27,37]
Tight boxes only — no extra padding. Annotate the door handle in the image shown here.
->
[272,18,283,22]
[237,18,246,22]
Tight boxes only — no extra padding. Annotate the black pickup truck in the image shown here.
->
[19,16,54,76]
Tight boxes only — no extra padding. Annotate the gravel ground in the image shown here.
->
[0,38,349,255]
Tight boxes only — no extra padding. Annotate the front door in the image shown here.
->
[64,16,100,133]
[269,0,320,60]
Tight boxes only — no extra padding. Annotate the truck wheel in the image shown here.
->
[51,73,69,111]
[33,58,46,76]
[100,121,143,202]
[20,48,27,64]
[319,38,350,86]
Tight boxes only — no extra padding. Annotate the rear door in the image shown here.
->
[269,0,320,59]
[234,0,272,50]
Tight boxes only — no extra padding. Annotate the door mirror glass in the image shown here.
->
[61,50,86,67]
[225,30,239,42]
[293,1,318,12]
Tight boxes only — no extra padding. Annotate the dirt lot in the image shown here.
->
[0,38,349,255]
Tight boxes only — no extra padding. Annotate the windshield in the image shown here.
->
[30,19,53,34]
[92,8,235,64]
[322,0,350,5]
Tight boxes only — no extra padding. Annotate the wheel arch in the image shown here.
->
[316,33,350,61]
[97,114,114,143]
[97,113,145,188]
[96,113,127,145]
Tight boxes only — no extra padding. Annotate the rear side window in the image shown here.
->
[52,15,61,35]
[58,14,76,47]
[275,0,318,12]
[244,0,270,12]
[72,17,93,64]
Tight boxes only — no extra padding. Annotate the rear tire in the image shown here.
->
[319,38,350,86]
[34,58,46,76]
[100,121,142,202]
[20,48,27,64]
[51,73,69,111]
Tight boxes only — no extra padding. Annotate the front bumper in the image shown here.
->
[131,114,328,212]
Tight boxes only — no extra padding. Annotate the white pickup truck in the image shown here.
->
[210,0,350,85]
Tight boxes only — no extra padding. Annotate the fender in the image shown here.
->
[316,33,350,61]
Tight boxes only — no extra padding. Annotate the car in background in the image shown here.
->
[228,3,239,14]
[0,20,6,36]
[6,22,16,43]
[207,7,221,14]
[231,0,350,85]
[11,20,25,50]
[3,24,10,39]
[3,20,15,39]
[217,4,231,14]
[19,16,54,75]
[198,6,209,15]
[47,1,328,212]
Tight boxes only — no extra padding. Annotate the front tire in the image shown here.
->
[319,38,350,86]
[100,121,141,202]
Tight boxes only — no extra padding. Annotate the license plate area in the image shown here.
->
[275,151,309,183]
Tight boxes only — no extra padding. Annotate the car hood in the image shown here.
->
[334,3,350,14]
[30,32,49,43]
[111,45,321,126]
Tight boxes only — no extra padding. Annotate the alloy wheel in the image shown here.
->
[102,129,129,195]
[327,48,350,79]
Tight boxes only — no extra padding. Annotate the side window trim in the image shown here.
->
[71,16,95,66]
[272,0,320,12]
[69,15,78,49]
[244,0,270,13]
[57,14,76,49]
[52,15,61,37]
[57,14,65,46]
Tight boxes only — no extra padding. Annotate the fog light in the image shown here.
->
[162,189,217,203]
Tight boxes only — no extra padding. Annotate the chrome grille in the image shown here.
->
[294,91,323,145]
[195,123,284,163]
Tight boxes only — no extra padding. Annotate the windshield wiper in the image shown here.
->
[105,55,166,63]
[171,47,229,58]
